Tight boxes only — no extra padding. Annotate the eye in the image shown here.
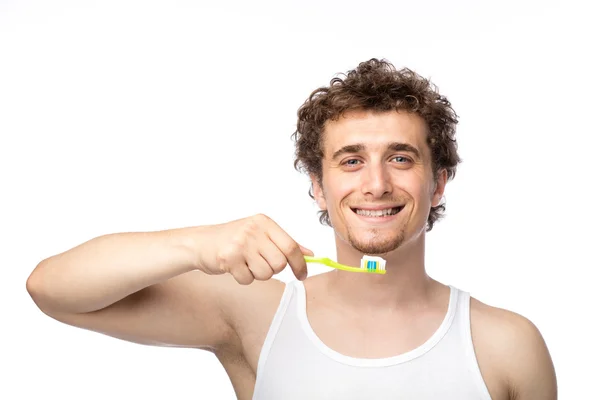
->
[342,158,361,166]
[392,156,412,163]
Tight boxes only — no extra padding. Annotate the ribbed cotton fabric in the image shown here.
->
[252,281,492,400]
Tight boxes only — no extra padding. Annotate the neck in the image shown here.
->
[324,231,435,313]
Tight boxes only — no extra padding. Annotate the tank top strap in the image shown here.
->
[254,280,296,386]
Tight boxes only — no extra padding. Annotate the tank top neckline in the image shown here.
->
[293,280,459,367]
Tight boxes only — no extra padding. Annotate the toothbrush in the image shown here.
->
[304,255,387,274]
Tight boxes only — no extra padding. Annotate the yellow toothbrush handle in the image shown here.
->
[304,256,386,274]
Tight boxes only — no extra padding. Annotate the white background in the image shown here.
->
[1,0,598,398]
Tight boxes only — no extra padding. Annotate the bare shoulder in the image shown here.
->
[212,276,287,371]
[222,276,286,331]
[470,296,557,400]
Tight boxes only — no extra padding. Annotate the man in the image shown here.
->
[27,58,557,399]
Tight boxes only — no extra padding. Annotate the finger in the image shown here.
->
[246,249,275,281]
[298,244,314,257]
[258,235,291,275]
[265,223,309,281]
[230,263,255,285]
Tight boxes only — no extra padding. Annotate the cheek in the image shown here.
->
[323,176,355,204]
[402,178,433,206]
[418,184,437,209]
[335,181,356,200]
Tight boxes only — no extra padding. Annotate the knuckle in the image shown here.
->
[232,233,248,247]
[272,257,288,272]
[253,213,270,222]
[242,219,260,235]
[250,265,272,280]
[282,242,298,257]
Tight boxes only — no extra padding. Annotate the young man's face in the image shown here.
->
[311,109,447,255]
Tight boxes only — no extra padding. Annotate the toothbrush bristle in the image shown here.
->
[360,255,386,272]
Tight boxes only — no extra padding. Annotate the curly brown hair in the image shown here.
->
[292,58,461,232]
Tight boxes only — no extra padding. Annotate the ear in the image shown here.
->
[432,169,448,207]
[310,174,327,210]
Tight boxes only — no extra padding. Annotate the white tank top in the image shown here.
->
[252,281,493,400]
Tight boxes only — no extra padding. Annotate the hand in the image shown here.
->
[197,214,314,285]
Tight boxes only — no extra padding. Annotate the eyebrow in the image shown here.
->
[331,142,422,161]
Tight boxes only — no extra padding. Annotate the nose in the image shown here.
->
[361,163,393,198]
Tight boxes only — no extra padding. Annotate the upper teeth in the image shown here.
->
[355,208,398,217]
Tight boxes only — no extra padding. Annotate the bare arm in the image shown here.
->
[471,299,557,400]
[26,215,311,350]
[26,226,237,349]
[27,227,202,314]
[504,313,557,400]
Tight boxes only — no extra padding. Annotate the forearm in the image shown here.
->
[27,226,206,314]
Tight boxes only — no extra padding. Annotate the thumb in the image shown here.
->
[299,244,314,257]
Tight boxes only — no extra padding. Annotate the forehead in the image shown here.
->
[322,110,429,157]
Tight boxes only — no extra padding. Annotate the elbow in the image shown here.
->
[26,263,52,312]
[26,265,42,298]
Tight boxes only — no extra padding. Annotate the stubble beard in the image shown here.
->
[346,226,406,255]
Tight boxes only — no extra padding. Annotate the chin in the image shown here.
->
[347,231,406,255]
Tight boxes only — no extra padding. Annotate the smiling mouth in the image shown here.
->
[351,206,404,217]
